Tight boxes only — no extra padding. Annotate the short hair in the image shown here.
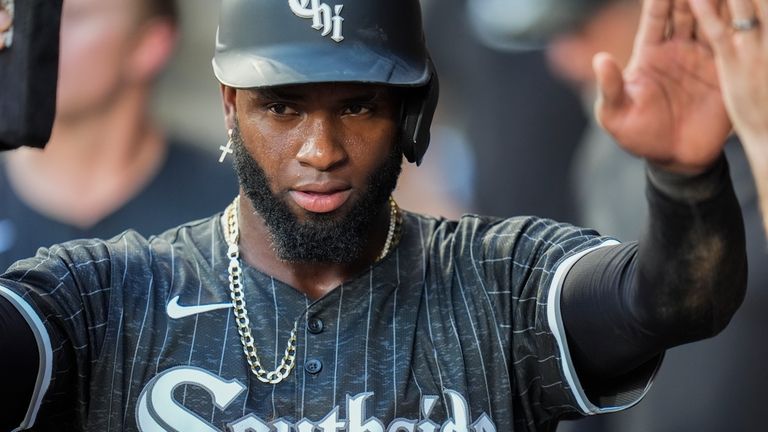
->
[139,0,179,24]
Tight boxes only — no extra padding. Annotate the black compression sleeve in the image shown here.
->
[0,295,40,431]
[561,156,747,382]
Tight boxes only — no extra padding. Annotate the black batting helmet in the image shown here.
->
[213,0,439,165]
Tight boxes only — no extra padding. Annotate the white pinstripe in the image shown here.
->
[213,305,233,424]
[182,259,204,405]
[391,248,400,417]
[271,276,279,418]
[121,244,155,429]
[300,295,310,419]
[106,313,123,432]
[15,242,102,283]
[417,218,448,410]
[154,239,175,374]
[467,219,513,394]
[332,284,344,406]
[364,269,374,393]
[453,257,492,414]
[107,236,131,429]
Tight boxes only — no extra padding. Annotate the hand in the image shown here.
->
[595,0,731,175]
[0,8,10,50]
[690,0,768,144]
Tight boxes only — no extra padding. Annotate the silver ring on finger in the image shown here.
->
[732,17,760,32]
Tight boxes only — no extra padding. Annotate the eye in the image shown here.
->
[342,104,372,116]
[267,103,298,116]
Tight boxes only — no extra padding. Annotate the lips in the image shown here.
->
[289,183,352,213]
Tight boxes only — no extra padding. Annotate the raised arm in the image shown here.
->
[561,0,748,381]
[690,0,768,237]
[562,156,746,381]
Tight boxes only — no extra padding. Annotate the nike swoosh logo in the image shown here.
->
[166,296,231,319]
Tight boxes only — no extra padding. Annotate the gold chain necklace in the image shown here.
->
[223,195,401,384]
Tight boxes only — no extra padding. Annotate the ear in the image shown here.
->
[221,84,238,130]
[126,19,178,83]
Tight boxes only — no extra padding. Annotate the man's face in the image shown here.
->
[56,0,139,119]
[227,83,403,263]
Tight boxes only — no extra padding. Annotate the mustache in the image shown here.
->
[229,121,403,263]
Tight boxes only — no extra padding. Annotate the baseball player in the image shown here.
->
[0,0,748,431]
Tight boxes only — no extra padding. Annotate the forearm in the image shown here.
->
[562,156,747,380]
[740,135,768,237]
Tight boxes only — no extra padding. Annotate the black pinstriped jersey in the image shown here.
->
[0,211,657,431]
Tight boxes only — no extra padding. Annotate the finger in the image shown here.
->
[759,0,768,19]
[727,0,758,21]
[727,0,761,38]
[757,0,768,37]
[673,0,697,40]
[636,0,674,45]
[0,10,11,33]
[593,52,627,130]
[0,10,9,50]
[691,0,736,56]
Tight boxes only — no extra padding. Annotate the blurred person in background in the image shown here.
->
[514,0,768,430]
[547,0,646,241]
[0,0,236,269]
[0,0,752,429]
[423,0,589,222]
[425,4,768,429]
[383,0,478,220]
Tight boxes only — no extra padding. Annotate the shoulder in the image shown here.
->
[3,214,223,280]
[404,211,613,278]
[410,212,603,251]
[146,213,225,261]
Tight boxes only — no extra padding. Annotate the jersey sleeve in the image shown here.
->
[0,236,118,430]
[471,216,661,425]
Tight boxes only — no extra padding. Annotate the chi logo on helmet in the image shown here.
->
[289,0,344,43]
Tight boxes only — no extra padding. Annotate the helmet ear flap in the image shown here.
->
[401,66,439,166]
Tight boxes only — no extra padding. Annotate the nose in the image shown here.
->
[295,116,348,171]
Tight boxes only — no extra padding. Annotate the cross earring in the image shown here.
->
[219,129,234,163]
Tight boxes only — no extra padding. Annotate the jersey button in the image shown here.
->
[305,359,323,375]
[307,317,324,334]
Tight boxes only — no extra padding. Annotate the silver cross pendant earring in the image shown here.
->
[219,129,234,163]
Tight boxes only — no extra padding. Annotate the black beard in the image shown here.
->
[231,124,402,263]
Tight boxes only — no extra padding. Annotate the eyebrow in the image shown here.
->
[338,91,386,104]
[253,87,390,103]
[254,88,302,102]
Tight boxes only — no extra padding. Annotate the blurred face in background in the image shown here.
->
[545,0,641,93]
[56,0,145,120]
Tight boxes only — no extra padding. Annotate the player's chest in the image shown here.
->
[108,280,507,431]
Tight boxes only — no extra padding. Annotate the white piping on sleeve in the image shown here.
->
[0,285,53,431]
[545,240,658,415]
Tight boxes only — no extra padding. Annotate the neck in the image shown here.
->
[235,192,392,299]
[6,88,166,228]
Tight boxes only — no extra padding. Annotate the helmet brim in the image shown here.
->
[213,39,431,89]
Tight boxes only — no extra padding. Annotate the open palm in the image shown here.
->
[596,0,731,175]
